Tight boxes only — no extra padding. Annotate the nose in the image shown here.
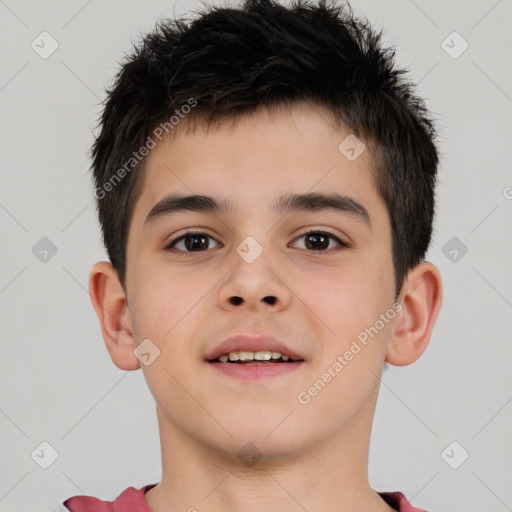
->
[217,257,292,313]
[229,295,277,306]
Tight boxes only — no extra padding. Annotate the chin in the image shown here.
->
[207,435,307,467]
[202,418,313,462]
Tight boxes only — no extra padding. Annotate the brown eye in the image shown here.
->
[165,231,221,252]
[291,230,348,251]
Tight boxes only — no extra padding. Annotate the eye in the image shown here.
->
[164,231,221,253]
[290,229,348,252]
[164,229,349,254]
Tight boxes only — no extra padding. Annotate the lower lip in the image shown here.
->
[207,361,303,380]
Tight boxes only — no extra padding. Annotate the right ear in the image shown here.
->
[88,261,140,371]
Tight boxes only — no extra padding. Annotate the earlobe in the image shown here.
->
[88,261,140,371]
[386,261,443,366]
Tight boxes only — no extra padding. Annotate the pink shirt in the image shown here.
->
[62,484,428,511]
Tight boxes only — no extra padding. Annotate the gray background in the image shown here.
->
[1,0,511,511]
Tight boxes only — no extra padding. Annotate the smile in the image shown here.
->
[213,350,295,363]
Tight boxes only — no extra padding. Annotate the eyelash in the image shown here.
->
[164,229,350,254]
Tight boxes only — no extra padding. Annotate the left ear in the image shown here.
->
[386,261,443,366]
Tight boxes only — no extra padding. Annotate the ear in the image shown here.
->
[386,261,443,366]
[88,261,140,371]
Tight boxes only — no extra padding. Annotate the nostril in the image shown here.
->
[263,296,276,305]
[230,296,243,305]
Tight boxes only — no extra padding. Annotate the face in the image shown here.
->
[124,102,397,460]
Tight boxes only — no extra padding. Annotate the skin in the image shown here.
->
[89,101,442,512]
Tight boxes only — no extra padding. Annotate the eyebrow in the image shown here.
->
[143,191,371,230]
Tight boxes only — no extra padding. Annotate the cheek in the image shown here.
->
[314,265,387,322]
[308,265,394,363]
[129,270,184,343]
[131,279,195,405]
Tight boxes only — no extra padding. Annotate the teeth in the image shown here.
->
[215,350,292,362]
[238,351,254,361]
[255,351,272,361]
[228,352,239,361]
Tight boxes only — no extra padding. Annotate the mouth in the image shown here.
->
[205,334,305,380]
[210,350,300,364]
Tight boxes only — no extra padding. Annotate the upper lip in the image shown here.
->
[205,334,305,362]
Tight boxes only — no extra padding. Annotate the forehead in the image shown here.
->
[130,102,385,229]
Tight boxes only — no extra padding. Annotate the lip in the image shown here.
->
[204,334,305,362]
[207,360,304,381]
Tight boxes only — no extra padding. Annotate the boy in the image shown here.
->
[63,0,443,510]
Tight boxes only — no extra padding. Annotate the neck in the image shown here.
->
[145,397,395,512]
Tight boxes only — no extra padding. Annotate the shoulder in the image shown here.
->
[62,493,114,512]
[62,484,157,512]
[379,491,429,512]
